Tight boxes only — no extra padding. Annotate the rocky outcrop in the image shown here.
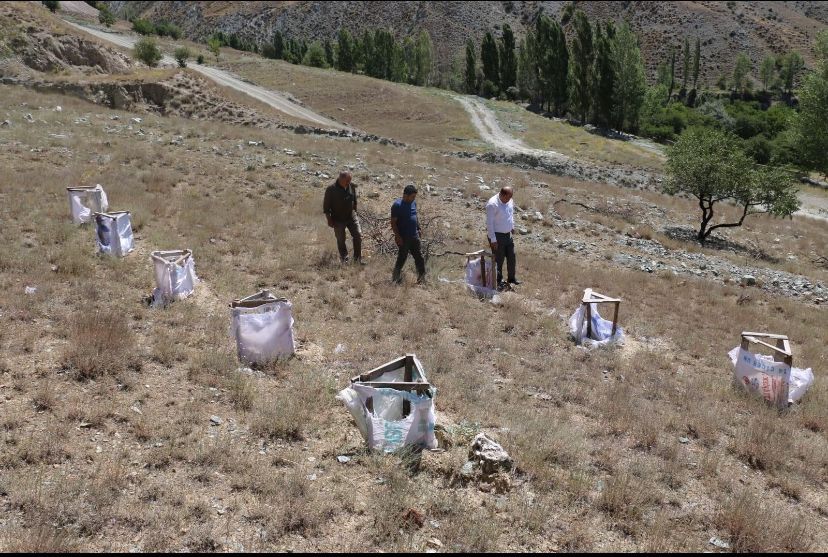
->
[17,31,132,74]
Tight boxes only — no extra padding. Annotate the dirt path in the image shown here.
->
[64,21,348,130]
[455,95,567,161]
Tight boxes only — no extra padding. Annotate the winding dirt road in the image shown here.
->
[455,96,567,161]
[65,21,347,130]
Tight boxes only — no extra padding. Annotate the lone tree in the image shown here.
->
[42,1,59,13]
[464,39,477,94]
[133,37,162,67]
[664,127,799,243]
[174,46,191,68]
[208,37,221,62]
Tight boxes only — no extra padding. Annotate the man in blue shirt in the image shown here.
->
[390,184,425,284]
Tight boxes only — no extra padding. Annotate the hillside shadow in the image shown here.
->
[662,226,780,263]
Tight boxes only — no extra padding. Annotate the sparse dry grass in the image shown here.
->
[0,70,826,553]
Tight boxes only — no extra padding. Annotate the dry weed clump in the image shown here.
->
[729,409,793,472]
[716,489,813,552]
[62,310,138,380]
[249,369,333,441]
[597,471,658,524]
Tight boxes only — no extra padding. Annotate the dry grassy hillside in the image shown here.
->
[1,84,827,552]
[104,1,828,84]
[0,3,827,553]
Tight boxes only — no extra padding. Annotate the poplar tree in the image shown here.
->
[336,29,354,72]
[499,24,517,92]
[612,21,647,132]
[692,37,700,89]
[414,30,433,86]
[569,10,594,123]
[465,39,477,93]
[592,22,616,127]
[481,31,500,94]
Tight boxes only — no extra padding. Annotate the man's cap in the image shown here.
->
[403,184,418,195]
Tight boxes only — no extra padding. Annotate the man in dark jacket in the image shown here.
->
[323,171,362,263]
[390,184,425,284]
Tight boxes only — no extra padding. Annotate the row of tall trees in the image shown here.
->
[265,28,433,86]
[466,11,648,133]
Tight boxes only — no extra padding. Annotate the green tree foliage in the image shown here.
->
[792,31,828,174]
[174,46,190,68]
[499,24,517,93]
[302,41,328,68]
[612,21,647,132]
[414,30,433,86]
[370,29,395,79]
[759,55,776,92]
[132,19,155,36]
[516,35,536,101]
[336,29,355,72]
[98,4,115,27]
[778,51,804,94]
[207,37,221,62]
[667,46,677,102]
[481,31,500,95]
[42,1,59,13]
[465,38,477,94]
[692,37,700,90]
[664,127,799,242]
[272,30,285,60]
[324,39,335,68]
[569,10,594,123]
[532,15,568,114]
[732,52,751,94]
[133,37,162,67]
[390,41,407,82]
[155,21,182,39]
[359,30,374,74]
[591,22,616,127]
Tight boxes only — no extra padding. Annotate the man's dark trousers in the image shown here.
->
[392,237,425,282]
[333,218,362,261]
[494,231,516,284]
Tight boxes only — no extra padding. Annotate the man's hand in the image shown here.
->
[395,235,403,247]
[490,241,498,252]
[327,216,334,228]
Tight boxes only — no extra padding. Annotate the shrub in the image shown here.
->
[208,37,221,61]
[133,37,162,67]
[62,311,137,380]
[131,18,156,36]
[481,79,499,98]
[42,1,59,13]
[301,42,328,68]
[174,46,191,68]
[98,4,115,27]
[156,21,182,39]
[196,54,205,65]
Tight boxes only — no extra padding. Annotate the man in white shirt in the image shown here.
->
[486,186,521,289]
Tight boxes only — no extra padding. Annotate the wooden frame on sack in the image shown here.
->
[581,289,622,338]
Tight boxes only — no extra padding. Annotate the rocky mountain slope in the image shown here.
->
[104,1,828,84]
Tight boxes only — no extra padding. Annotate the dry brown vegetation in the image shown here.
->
[0,18,827,550]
